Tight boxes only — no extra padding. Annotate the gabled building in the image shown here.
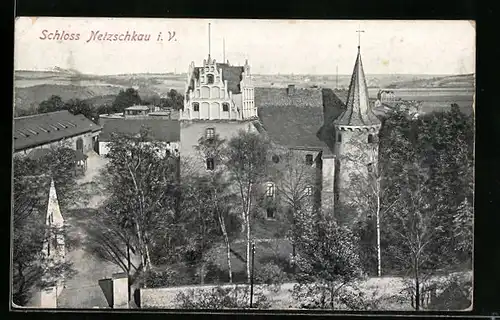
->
[13,110,102,157]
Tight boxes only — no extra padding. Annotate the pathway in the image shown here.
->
[57,152,122,308]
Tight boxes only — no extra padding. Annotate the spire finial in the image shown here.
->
[356,24,365,51]
[208,23,211,59]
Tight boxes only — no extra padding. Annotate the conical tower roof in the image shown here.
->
[334,49,381,127]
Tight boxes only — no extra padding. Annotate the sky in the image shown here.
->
[14,18,475,75]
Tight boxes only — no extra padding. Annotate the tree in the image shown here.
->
[291,212,370,310]
[85,197,141,301]
[224,130,270,284]
[273,150,316,270]
[38,95,65,114]
[112,88,142,113]
[100,128,179,274]
[181,134,240,283]
[160,89,184,110]
[64,99,95,121]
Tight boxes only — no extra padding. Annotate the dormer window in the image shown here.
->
[305,154,314,166]
[222,102,229,112]
[206,128,215,140]
[193,102,200,112]
[265,182,275,198]
[207,74,214,84]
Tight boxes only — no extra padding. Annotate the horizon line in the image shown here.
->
[14,69,475,77]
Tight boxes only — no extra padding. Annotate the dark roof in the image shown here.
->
[334,50,381,127]
[255,87,323,108]
[99,118,180,142]
[257,106,328,149]
[14,110,102,151]
[188,63,244,94]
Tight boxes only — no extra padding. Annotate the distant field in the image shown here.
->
[13,70,475,115]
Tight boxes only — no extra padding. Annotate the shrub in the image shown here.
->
[175,285,271,309]
[255,262,286,292]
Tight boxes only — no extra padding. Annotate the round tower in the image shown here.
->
[333,46,381,206]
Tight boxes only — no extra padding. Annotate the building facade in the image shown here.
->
[13,110,102,158]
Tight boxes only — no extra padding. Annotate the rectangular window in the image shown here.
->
[305,154,314,165]
[193,102,200,112]
[367,163,373,173]
[266,207,275,219]
[206,158,215,171]
[305,186,313,196]
[266,182,275,197]
[206,128,215,139]
[337,133,342,142]
[222,103,229,112]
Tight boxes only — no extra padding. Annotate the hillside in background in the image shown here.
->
[13,69,475,116]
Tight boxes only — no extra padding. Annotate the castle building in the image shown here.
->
[179,26,383,230]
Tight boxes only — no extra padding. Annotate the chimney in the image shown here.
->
[287,84,296,95]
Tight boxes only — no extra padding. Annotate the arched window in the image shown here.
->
[76,138,83,152]
[206,157,215,171]
[205,128,215,139]
[337,133,342,142]
[368,134,374,143]
[272,155,280,163]
[192,102,200,112]
[207,74,214,84]
[222,102,230,112]
[265,182,275,198]
[305,154,314,165]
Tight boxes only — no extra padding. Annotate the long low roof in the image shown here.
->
[99,118,180,142]
[14,110,102,152]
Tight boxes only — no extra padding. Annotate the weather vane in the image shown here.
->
[356,25,365,49]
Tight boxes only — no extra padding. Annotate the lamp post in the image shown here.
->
[249,241,255,308]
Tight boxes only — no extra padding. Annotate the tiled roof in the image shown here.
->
[99,118,180,142]
[254,87,323,108]
[188,63,244,94]
[14,110,102,152]
[334,50,381,127]
[257,106,328,149]
[126,105,150,111]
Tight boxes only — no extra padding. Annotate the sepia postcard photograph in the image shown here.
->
[12,17,475,311]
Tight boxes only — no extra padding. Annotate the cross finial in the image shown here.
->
[356,26,365,50]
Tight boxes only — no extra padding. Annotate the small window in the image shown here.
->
[367,163,374,173]
[193,102,200,112]
[272,155,280,163]
[207,74,214,84]
[337,133,342,142]
[266,207,275,219]
[368,134,374,143]
[305,154,314,165]
[305,186,313,196]
[266,182,275,197]
[206,158,215,171]
[222,102,230,112]
[206,128,215,139]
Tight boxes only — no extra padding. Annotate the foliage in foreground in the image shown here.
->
[175,285,271,309]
